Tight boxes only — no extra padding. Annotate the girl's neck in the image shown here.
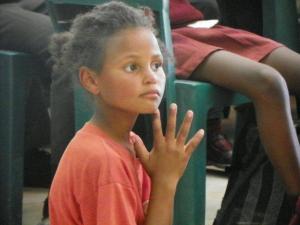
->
[91,107,138,150]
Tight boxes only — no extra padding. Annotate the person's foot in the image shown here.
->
[207,119,233,168]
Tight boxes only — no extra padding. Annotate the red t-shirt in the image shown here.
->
[49,123,151,225]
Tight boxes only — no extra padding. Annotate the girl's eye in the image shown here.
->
[125,64,139,72]
[151,62,162,72]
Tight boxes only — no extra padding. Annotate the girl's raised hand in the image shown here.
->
[133,103,204,187]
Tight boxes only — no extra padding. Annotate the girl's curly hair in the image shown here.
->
[49,1,157,83]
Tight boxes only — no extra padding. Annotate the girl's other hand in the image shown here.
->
[133,103,204,188]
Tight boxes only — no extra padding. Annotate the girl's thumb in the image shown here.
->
[132,134,149,163]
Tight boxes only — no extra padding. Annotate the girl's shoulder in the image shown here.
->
[70,124,106,149]
[64,122,133,163]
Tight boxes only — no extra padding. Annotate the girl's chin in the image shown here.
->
[139,107,159,115]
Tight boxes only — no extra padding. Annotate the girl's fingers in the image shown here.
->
[133,134,150,165]
[152,109,164,147]
[176,110,193,146]
[185,129,205,155]
[166,103,177,141]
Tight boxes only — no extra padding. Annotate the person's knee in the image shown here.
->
[252,66,288,102]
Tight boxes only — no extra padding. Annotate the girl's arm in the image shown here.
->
[133,103,204,225]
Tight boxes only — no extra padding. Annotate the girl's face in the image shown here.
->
[95,27,166,114]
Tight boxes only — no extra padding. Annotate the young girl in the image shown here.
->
[170,0,300,195]
[48,2,204,225]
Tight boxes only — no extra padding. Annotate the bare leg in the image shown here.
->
[261,47,300,97]
[190,49,300,195]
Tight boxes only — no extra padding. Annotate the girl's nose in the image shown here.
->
[144,67,158,84]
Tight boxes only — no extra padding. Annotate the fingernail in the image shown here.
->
[198,129,205,136]
[129,134,136,144]
[170,103,177,109]
[187,110,193,117]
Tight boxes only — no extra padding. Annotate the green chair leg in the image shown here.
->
[0,50,42,225]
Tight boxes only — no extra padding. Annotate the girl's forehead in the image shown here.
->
[106,27,160,54]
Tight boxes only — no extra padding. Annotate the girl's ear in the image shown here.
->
[79,66,100,95]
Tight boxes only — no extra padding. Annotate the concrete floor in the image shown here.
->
[23,188,48,225]
[205,170,228,224]
[22,172,228,225]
